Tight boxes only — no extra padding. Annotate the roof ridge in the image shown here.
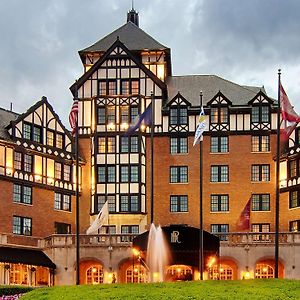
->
[0,106,19,116]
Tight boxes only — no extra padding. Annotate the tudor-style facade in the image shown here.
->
[0,9,299,285]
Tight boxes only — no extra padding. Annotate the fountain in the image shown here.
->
[146,223,170,282]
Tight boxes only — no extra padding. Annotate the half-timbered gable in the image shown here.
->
[248,91,274,131]
[4,97,75,191]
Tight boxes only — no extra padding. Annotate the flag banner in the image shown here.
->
[193,106,206,146]
[69,100,79,136]
[86,200,109,234]
[126,103,152,135]
[279,83,300,141]
[237,197,251,231]
[280,83,300,123]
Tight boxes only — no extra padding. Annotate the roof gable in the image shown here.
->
[70,38,167,96]
[8,97,73,152]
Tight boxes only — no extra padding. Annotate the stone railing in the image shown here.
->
[40,233,136,249]
[213,232,300,245]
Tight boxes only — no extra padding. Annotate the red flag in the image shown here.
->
[69,100,78,136]
[280,83,299,141]
[280,83,300,123]
[238,198,251,231]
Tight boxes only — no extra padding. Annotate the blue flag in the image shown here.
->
[126,103,152,135]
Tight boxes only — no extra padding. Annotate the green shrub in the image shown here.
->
[0,286,33,296]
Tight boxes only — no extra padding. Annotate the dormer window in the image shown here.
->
[210,106,228,124]
[170,107,188,125]
[251,105,270,123]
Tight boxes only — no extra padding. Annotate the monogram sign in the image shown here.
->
[170,231,181,243]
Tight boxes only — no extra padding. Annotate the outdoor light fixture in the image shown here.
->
[121,123,129,130]
[107,123,115,131]
[132,248,140,257]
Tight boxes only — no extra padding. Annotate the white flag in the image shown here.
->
[86,201,109,234]
[193,106,206,146]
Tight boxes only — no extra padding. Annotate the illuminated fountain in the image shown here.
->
[146,223,170,282]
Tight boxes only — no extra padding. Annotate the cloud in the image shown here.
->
[0,0,300,127]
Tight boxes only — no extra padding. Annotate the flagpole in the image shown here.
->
[74,84,80,285]
[275,69,281,278]
[150,92,154,224]
[199,91,204,280]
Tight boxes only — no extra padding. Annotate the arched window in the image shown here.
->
[126,265,148,283]
[166,265,193,281]
[255,263,274,278]
[212,264,233,280]
[86,266,104,284]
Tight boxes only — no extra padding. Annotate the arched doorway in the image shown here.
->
[166,265,193,281]
[86,266,104,284]
[255,264,274,279]
[212,264,233,280]
[125,265,148,283]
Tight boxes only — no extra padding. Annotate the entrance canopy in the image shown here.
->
[0,246,56,269]
[133,225,219,268]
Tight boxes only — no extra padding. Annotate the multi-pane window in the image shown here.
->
[251,164,270,182]
[120,105,129,123]
[54,222,71,234]
[120,136,139,153]
[54,193,71,211]
[13,184,32,205]
[252,194,270,211]
[97,165,116,183]
[289,190,300,208]
[288,160,298,178]
[23,122,42,143]
[98,80,117,95]
[46,130,54,147]
[121,80,139,95]
[170,166,188,183]
[211,224,229,241]
[107,106,115,123]
[120,165,139,183]
[170,137,188,154]
[170,107,188,125]
[210,195,229,212]
[251,105,270,123]
[55,163,71,181]
[252,223,270,241]
[210,106,228,124]
[47,131,64,149]
[170,195,188,212]
[121,225,139,242]
[120,195,140,212]
[210,136,228,153]
[14,152,33,173]
[98,136,116,153]
[211,165,229,182]
[289,220,300,232]
[96,195,116,213]
[13,216,32,236]
[251,135,270,152]
[97,106,116,124]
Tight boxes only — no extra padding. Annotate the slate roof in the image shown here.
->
[79,21,169,53]
[166,75,268,106]
[0,107,19,141]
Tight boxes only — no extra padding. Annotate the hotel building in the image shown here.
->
[0,9,299,285]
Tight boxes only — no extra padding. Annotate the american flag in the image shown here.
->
[69,100,78,136]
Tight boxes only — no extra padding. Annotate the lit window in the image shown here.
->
[251,165,270,182]
[289,190,300,208]
[289,220,300,232]
[210,107,228,124]
[251,135,270,152]
[252,223,270,241]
